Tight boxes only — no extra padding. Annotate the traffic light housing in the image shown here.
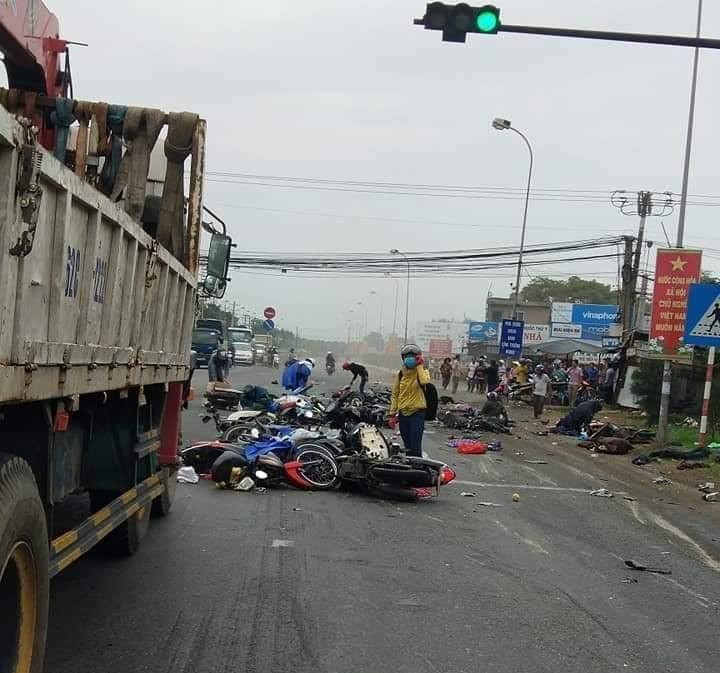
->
[416,3,501,42]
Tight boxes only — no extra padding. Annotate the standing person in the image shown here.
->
[515,359,529,385]
[342,361,369,395]
[532,364,551,419]
[584,361,600,391]
[474,357,487,394]
[603,361,617,403]
[567,359,583,407]
[451,355,462,395]
[389,345,431,457]
[440,358,452,390]
[498,359,507,385]
[467,358,478,392]
[486,359,499,392]
[429,358,439,381]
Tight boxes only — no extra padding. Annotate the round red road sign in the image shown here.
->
[263,306,276,320]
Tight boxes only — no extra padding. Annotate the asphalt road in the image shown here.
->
[46,363,720,673]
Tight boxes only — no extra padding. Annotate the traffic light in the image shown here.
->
[415,3,501,42]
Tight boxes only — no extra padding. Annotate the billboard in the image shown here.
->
[648,248,702,360]
[523,323,550,345]
[415,321,467,354]
[428,339,453,358]
[551,323,582,338]
[468,321,500,344]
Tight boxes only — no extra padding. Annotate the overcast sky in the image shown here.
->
[35,2,720,337]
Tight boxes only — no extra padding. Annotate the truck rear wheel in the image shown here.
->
[151,467,176,518]
[90,492,151,556]
[0,454,49,673]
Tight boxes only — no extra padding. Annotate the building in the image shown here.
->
[485,297,551,324]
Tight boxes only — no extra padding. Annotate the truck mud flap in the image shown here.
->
[48,473,164,577]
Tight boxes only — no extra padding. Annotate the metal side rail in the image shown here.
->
[49,473,164,577]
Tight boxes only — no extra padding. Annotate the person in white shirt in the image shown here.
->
[532,364,551,419]
[467,358,478,392]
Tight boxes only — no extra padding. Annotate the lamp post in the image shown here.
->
[385,272,399,337]
[390,249,411,342]
[356,301,368,339]
[492,117,534,319]
[369,290,383,335]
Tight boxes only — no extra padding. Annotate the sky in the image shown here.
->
[10,1,720,339]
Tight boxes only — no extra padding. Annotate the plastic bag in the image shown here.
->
[456,440,488,454]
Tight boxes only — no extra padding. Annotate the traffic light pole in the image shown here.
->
[496,23,720,50]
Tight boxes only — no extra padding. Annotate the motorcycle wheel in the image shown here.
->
[293,447,339,490]
[222,425,256,444]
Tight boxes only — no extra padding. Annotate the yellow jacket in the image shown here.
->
[390,365,431,416]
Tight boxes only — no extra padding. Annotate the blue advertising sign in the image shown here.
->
[500,319,524,357]
[570,304,620,326]
[263,319,275,332]
[683,283,720,346]
[468,321,499,343]
[581,324,610,342]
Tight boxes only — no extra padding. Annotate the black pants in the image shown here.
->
[359,374,368,395]
[533,394,546,418]
[399,411,425,457]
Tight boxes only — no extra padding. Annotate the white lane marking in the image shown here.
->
[623,499,646,526]
[271,539,295,548]
[423,514,444,523]
[662,576,714,609]
[647,512,720,573]
[453,479,590,494]
[493,519,550,555]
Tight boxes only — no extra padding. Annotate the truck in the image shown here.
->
[0,3,232,671]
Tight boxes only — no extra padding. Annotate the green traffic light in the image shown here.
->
[476,10,499,33]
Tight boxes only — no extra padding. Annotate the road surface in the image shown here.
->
[46,364,720,673]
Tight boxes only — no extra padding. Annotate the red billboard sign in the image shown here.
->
[648,248,702,360]
[428,339,453,359]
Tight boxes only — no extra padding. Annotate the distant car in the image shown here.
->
[192,328,221,368]
[233,341,255,366]
[254,344,267,363]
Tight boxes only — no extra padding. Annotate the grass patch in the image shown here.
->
[667,425,701,449]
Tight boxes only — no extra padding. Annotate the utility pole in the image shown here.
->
[658,0,704,446]
[612,191,674,337]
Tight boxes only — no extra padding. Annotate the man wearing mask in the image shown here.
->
[390,345,431,457]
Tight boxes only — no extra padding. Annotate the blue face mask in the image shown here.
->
[403,356,417,368]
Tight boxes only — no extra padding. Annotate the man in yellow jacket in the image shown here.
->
[390,344,431,457]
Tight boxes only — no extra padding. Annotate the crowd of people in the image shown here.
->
[428,355,619,405]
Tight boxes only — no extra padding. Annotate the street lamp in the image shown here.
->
[390,249,411,342]
[492,117,534,319]
[356,301,368,339]
[369,290,383,335]
[385,272,399,337]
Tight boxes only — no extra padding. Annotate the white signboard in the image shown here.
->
[415,321,467,354]
[551,302,574,323]
[551,323,582,338]
[523,323,550,345]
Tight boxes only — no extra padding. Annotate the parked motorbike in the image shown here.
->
[273,353,280,369]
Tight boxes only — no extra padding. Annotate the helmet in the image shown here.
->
[535,364,543,372]
[400,344,421,357]
[499,359,505,365]
[306,358,316,368]
[216,349,228,361]
[342,362,350,370]
[487,391,499,401]
[327,351,333,355]
[553,359,562,366]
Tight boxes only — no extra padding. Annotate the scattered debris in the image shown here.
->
[177,466,199,484]
[476,501,504,507]
[698,482,716,493]
[460,492,477,497]
[292,507,304,511]
[532,430,549,436]
[624,559,671,575]
[682,417,699,428]
[512,450,525,456]
[622,496,637,502]
[512,493,520,502]
[234,476,255,491]
[702,492,718,502]
[677,460,708,470]
[255,487,267,494]
[621,577,639,584]
[524,459,548,465]
[590,488,613,498]
[653,476,671,485]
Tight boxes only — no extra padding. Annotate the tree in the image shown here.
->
[520,276,617,304]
